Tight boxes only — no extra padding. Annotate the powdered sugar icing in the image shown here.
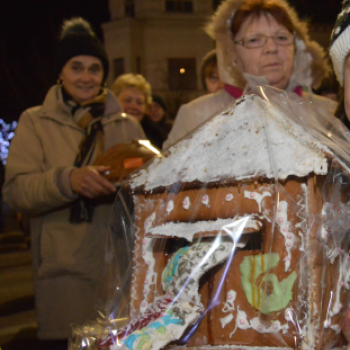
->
[244,190,271,212]
[182,196,190,210]
[166,200,174,214]
[130,95,329,191]
[201,194,210,207]
[276,201,295,272]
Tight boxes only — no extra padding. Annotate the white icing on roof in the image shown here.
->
[130,95,330,191]
[148,216,262,242]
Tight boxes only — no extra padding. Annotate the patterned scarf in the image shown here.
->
[62,88,108,223]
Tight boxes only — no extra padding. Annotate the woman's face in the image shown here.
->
[148,101,165,122]
[60,55,104,104]
[233,14,295,90]
[344,55,350,121]
[117,87,146,121]
[205,66,224,94]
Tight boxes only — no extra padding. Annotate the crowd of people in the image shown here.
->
[3,0,350,349]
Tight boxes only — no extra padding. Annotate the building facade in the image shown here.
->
[103,0,218,114]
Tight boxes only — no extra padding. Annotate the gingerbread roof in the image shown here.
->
[129,95,339,191]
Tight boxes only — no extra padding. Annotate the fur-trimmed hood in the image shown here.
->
[205,0,329,91]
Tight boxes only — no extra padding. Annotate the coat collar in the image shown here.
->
[224,84,304,99]
[39,85,124,127]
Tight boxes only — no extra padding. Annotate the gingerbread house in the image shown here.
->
[99,92,350,350]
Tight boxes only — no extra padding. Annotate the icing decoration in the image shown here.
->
[331,324,342,334]
[328,252,350,321]
[220,314,234,328]
[244,190,272,212]
[144,212,156,232]
[276,201,294,271]
[131,198,158,317]
[100,242,233,350]
[98,295,173,348]
[320,202,335,263]
[298,232,305,252]
[240,253,297,314]
[162,246,189,292]
[100,297,202,350]
[222,290,237,313]
[166,200,174,214]
[201,194,210,207]
[225,193,234,201]
[122,301,202,350]
[148,215,262,242]
[129,94,329,192]
[230,307,289,337]
[233,308,250,333]
[140,237,158,313]
[320,202,332,242]
[182,196,190,210]
[295,184,308,252]
[250,318,288,334]
[162,242,233,303]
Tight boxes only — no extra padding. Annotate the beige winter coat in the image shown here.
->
[163,0,335,149]
[3,85,145,339]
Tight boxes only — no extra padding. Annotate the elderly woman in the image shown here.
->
[163,0,336,149]
[2,18,144,346]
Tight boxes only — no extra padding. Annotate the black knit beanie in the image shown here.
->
[152,95,167,111]
[54,17,109,81]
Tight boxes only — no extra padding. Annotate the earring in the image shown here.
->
[57,79,62,85]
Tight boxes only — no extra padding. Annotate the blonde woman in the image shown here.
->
[111,73,152,122]
[111,73,166,149]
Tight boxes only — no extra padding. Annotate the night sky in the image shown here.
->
[0,0,343,123]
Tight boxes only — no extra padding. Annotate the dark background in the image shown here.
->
[0,0,109,123]
[0,0,343,123]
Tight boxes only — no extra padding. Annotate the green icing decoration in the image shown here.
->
[162,246,189,291]
[240,253,297,314]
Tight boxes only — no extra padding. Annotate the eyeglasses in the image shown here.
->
[234,32,294,49]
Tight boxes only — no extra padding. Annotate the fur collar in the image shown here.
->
[205,0,329,91]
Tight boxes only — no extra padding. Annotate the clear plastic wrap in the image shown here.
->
[69,86,350,350]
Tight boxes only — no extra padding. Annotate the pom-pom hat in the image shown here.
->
[54,17,109,81]
[330,0,350,85]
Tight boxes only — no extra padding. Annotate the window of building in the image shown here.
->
[165,0,193,13]
[168,58,196,90]
[125,0,135,17]
[113,58,125,79]
[213,0,223,10]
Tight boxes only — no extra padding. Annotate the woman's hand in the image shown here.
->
[70,166,116,198]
